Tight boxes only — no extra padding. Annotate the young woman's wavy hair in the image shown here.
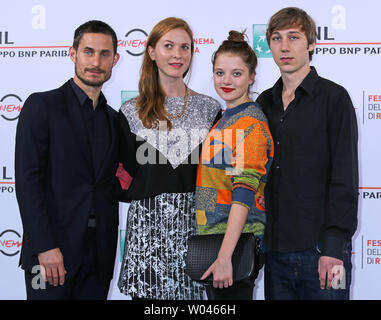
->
[136,17,194,130]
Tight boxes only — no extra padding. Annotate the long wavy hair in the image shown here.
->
[136,17,194,130]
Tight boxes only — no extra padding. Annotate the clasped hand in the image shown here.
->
[200,256,233,289]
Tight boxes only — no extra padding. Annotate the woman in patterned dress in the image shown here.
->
[117,17,221,300]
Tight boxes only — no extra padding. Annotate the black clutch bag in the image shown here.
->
[185,233,257,283]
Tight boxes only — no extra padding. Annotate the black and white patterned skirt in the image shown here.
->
[118,192,205,300]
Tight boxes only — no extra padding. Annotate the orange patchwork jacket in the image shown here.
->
[195,102,274,236]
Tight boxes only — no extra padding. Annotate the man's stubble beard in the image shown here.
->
[74,65,111,88]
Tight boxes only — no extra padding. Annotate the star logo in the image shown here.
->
[252,24,272,58]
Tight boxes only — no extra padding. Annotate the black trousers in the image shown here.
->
[24,228,110,300]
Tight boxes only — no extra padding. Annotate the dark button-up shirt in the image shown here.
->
[256,67,358,260]
[70,78,111,177]
[70,79,111,221]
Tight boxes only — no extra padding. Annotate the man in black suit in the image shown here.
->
[15,20,120,299]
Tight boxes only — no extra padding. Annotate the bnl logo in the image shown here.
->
[253,24,337,58]
[121,91,139,105]
[252,25,272,58]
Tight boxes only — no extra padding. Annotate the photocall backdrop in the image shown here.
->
[1,0,380,300]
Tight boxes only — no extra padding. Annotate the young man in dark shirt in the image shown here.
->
[256,7,358,300]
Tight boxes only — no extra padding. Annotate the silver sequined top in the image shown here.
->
[120,94,221,169]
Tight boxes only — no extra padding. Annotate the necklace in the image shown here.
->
[166,84,189,120]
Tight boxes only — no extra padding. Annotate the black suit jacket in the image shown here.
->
[15,80,120,281]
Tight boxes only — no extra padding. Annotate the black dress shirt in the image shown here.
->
[70,79,111,176]
[70,79,111,221]
[256,67,358,260]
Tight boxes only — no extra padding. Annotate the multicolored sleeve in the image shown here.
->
[230,118,273,210]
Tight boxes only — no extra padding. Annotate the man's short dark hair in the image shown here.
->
[72,20,118,54]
